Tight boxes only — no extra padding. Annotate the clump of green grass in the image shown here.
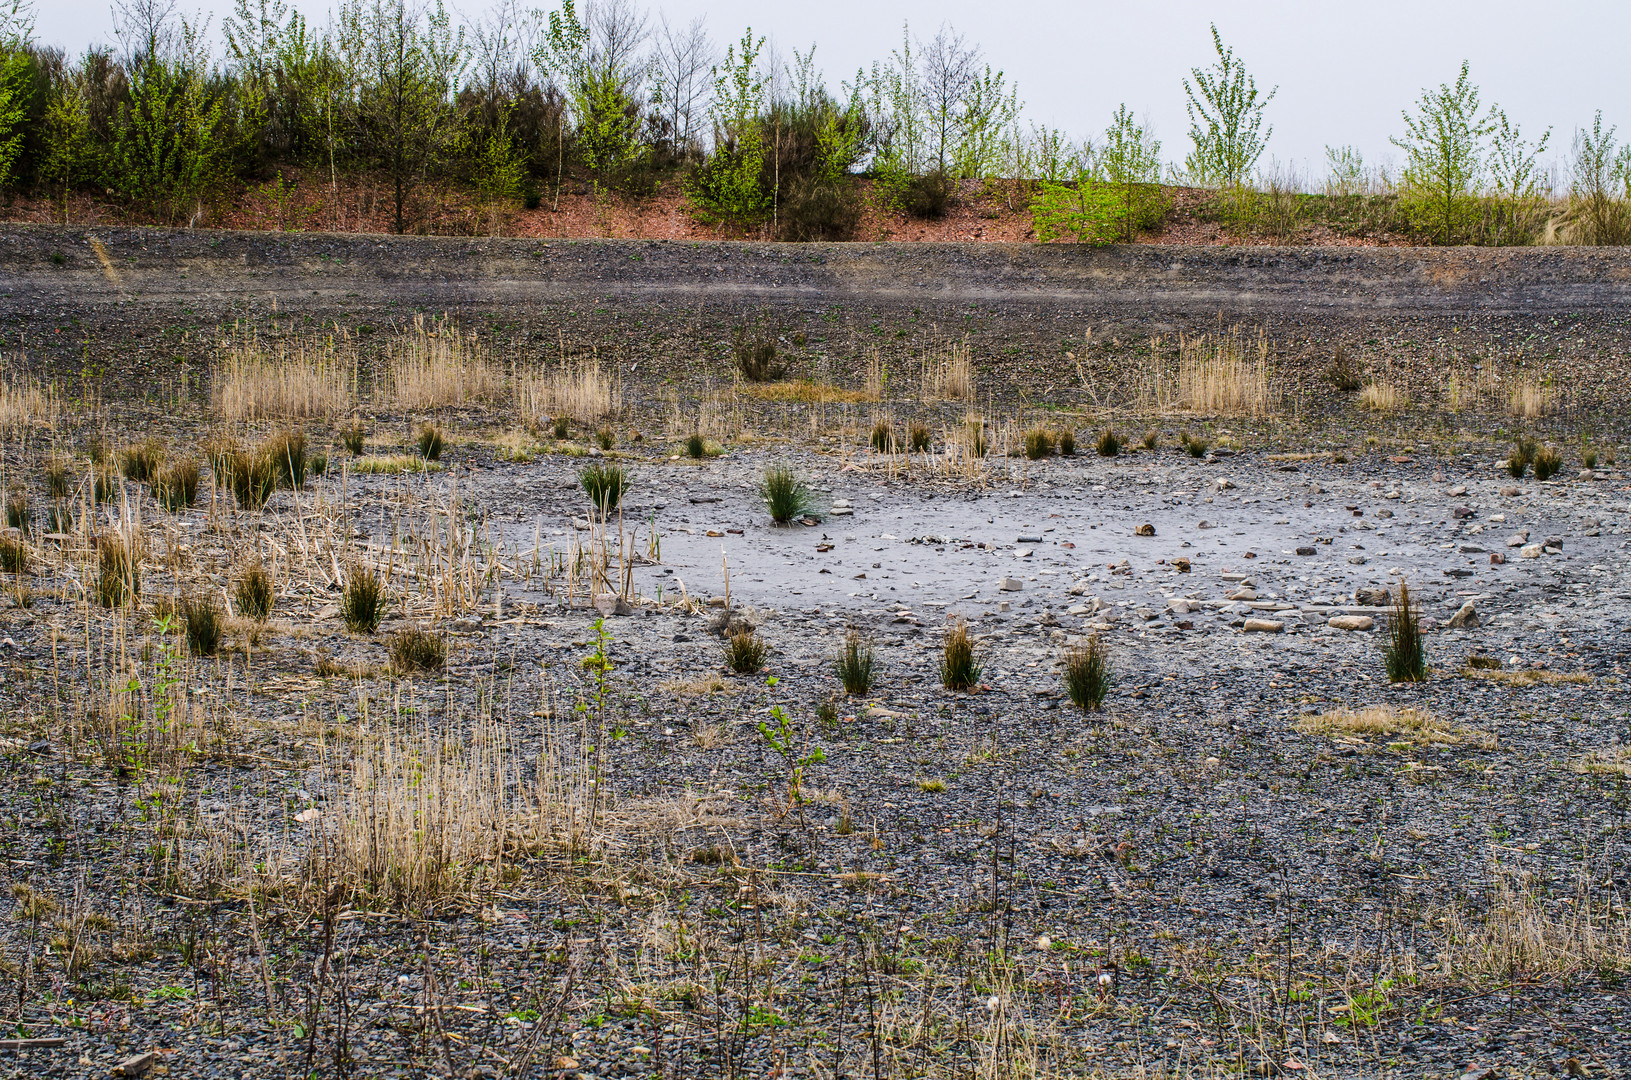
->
[389,626,447,674]
[595,427,615,451]
[725,630,768,674]
[760,463,815,524]
[182,595,223,657]
[267,429,308,489]
[870,419,897,453]
[1141,429,1158,451]
[552,416,570,440]
[1515,435,1537,464]
[833,631,876,695]
[120,438,164,482]
[227,447,276,510]
[1384,581,1427,682]
[92,463,115,503]
[152,460,201,511]
[234,560,274,621]
[0,535,26,575]
[340,419,367,456]
[1505,450,1528,479]
[5,491,28,531]
[310,449,328,476]
[580,463,628,514]
[685,432,708,459]
[96,534,139,608]
[909,422,931,453]
[1096,429,1121,457]
[1057,430,1075,456]
[418,424,445,461]
[43,457,70,499]
[1182,432,1209,458]
[940,618,980,690]
[1532,445,1562,481]
[351,455,441,475]
[1023,428,1054,460]
[1583,448,1599,470]
[1063,635,1114,711]
[1465,654,1501,671]
[340,564,389,633]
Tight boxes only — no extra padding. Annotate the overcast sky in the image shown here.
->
[30,0,1631,185]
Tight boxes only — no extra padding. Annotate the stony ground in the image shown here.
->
[1,417,1628,1080]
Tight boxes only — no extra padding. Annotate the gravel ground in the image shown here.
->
[2,425,1628,1080]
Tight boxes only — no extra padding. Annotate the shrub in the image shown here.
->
[267,429,308,489]
[1023,428,1054,460]
[120,438,164,482]
[1328,348,1362,391]
[834,632,876,695]
[43,457,70,499]
[96,534,139,608]
[595,427,615,451]
[1505,451,1528,479]
[1096,429,1122,457]
[182,595,223,657]
[870,419,897,453]
[235,560,274,621]
[1583,448,1599,469]
[732,328,784,383]
[0,535,25,574]
[779,175,863,241]
[579,463,628,515]
[418,424,445,461]
[1514,435,1537,465]
[389,626,447,674]
[1532,445,1562,481]
[5,492,28,531]
[685,433,708,459]
[760,464,814,524]
[902,170,953,219]
[1384,581,1427,683]
[940,618,980,690]
[341,565,389,633]
[227,448,276,510]
[725,630,768,674]
[552,416,570,440]
[340,419,366,456]
[1184,433,1209,458]
[152,460,201,511]
[1141,429,1158,451]
[908,422,931,452]
[1063,635,1114,711]
[1057,430,1075,456]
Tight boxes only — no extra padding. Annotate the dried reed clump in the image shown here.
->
[1437,871,1631,980]
[213,329,354,420]
[386,315,505,408]
[1509,380,1556,418]
[389,626,447,674]
[1177,329,1277,417]
[417,423,446,461]
[731,328,784,383]
[152,459,201,511]
[1360,381,1408,412]
[225,446,277,510]
[0,535,26,574]
[181,595,223,657]
[940,618,980,690]
[5,491,29,531]
[96,533,140,608]
[870,417,898,453]
[119,438,164,482]
[1295,704,1492,747]
[234,560,274,621]
[1022,428,1054,460]
[908,422,931,452]
[43,456,71,499]
[921,341,975,401]
[518,359,620,426]
[341,564,390,633]
[737,379,873,404]
[0,372,60,432]
[339,418,367,455]
[1531,444,1562,481]
[266,428,309,489]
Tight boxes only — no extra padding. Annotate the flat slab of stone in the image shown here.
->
[1243,618,1284,633]
[1328,615,1375,631]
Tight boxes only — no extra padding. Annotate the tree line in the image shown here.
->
[0,0,1626,244]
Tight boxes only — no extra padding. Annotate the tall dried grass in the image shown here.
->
[0,372,60,432]
[1360,381,1407,412]
[1438,870,1631,979]
[213,329,355,420]
[1509,380,1557,418]
[1177,329,1277,416]
[921,341,975,401]
[385,315,505,408]
[519,359,620,426]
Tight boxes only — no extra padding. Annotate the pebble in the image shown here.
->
[999,577,1023,591]
[1446,600,1479,628]
[1242,618,1283,633]
[1327,615,1374,631]
[1505,531,1530,547]
[1519,543,1542,559]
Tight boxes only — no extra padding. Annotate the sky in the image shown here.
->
[28,0,1631,185]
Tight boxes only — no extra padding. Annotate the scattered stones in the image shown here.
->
[1327,615,1374,631]
[1242,618,1283,633]
[1505,530,1530,547]
[1446,600,1480,628]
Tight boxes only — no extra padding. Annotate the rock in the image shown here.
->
[1134,523,1155,536]
[1446,600,1480,628]
[1453,506,1475,518]
[1347,555,1368,565]
[1226,588,1257,601]
[1489,552,1505,565]
[1067,580,1091,595]
[706,596,727,608]
[1172,557,1191,572]
[114,1052,158,1078]
[1519,543,1542,559]
[1579,469,1597,480]
[1458,1068,1498,1080]
[1355,587,1391,606]
[1490,513,1506,522]
[1499,486,1523,497]
[1067,604,1091,616]
[998,577,1024,592]
[1459,545,1487,554]
[1016,535,1043,543]
[1167,598,1200,614]
[1449,484,1468,496]
[829,507,854,516]
[1216,478,1235,490]
[1543,536,1564,550]
[1242,618,1283,633]
[593,595,636,617]
[1505,531,1530,547]
[1328,615,1374,631]
[1295,546,1315,556]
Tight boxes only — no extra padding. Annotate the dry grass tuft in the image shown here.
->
[1509,380,1556,418]
[1296,705,1493,747]
[389,626,447,674]
[518,359,620,425]
[386,315,504,408]
[0,373,60,432]
[1360,381,1407,412]
[214,329,354,420]
[921,341,975,401]
[352,454,442,475]
[1438,871,1631,979]
[737,379,873,404]
[1572,745,1631,777]
[1177,329,1277,416]
[1467,667,1592,687]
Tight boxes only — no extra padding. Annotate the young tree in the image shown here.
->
[1391,60,1491,245]
[1182,24,1274,188]
[1569,111,1629,245]
[647,12,711,156]
[1485,108,1550,245]
[0,0,34,190]
[535,0,648,196]
[919,23,976,176]
[686,26,767,223]
[1100,104,1163,241]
